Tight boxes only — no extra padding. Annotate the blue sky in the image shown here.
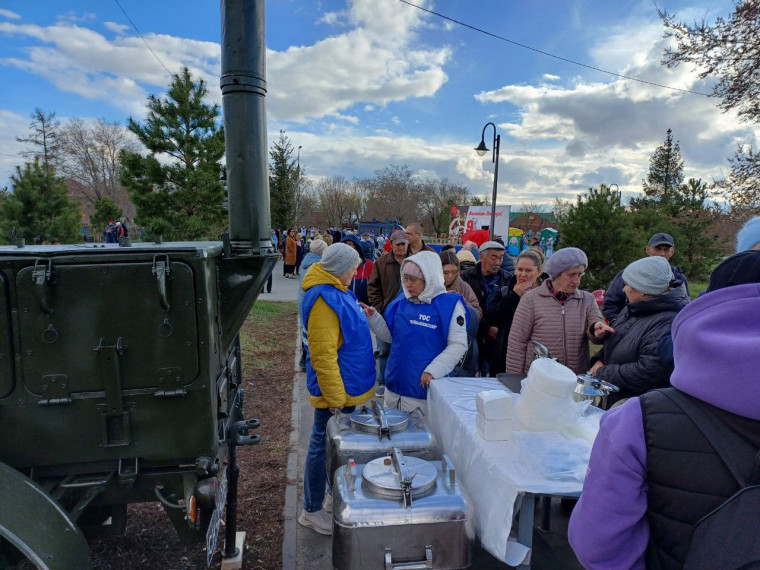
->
[1,0,756,208]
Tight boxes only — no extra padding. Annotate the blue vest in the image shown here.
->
[385,292,463,400]
[301,284,376,398]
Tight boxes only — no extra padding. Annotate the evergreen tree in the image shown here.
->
[91,197,123,239]
[639,129,684,213]
[269,130,298,229]
[0,159,81,244]
[558,185,641,291]
[120,67,226,241]
[671,178,722,279]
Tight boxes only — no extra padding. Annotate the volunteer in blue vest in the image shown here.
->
[298,243,375,536]
[363,250,468,415]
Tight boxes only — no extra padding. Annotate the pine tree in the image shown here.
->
[558,185,642,291]
[640,129,684,212]
[671,178,722,279]
[1,159,81,244]
[120,67,226,240]
[269,130,298,229]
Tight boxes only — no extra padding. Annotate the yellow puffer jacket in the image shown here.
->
[302,263,374,409]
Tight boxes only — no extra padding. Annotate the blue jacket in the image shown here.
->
[301,282,376,400]
[384,292,461,400]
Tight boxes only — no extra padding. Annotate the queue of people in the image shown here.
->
[294,217,760,569]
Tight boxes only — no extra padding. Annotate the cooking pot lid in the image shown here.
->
[350,403,409,434]
[361,454,437,499]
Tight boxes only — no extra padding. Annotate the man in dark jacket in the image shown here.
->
[603,232,689,324]
[367,230,410,387]
[590,256,689,406]
[461,240,513,376]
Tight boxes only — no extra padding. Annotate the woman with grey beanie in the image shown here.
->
[588,256,689,407]
[298,242,376,535]
[506,247,610,374]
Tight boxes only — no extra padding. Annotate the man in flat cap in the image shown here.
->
[603,232,689,324]
[461,240,513,375]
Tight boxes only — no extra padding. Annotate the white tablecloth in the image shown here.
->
[427,376,601,566]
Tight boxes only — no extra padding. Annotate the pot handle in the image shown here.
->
[384,546,433,569]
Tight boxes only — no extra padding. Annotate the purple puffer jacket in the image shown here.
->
[568,283,760,569]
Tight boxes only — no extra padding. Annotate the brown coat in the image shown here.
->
[285,235,297,265]
[367,252,407,313]
[506,280,603,375]
[447,275,482,318]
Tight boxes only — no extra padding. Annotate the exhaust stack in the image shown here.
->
[221,0,271,254]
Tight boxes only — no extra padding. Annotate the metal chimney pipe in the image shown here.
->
[221,0,271,254]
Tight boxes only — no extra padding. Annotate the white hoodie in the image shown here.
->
[368,251,468,378]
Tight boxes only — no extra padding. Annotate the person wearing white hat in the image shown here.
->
[364,251,468,415]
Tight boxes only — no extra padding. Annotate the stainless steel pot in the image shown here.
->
[574,373,620,408]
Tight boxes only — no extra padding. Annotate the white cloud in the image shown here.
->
[0,110,32,188]
[104,21,130,35]
[0,9,21,20]
[470,19,757,202]
[267,0,450,122]
[542,74,560,81]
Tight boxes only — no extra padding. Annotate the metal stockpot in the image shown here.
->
[326,400,438,484]
[332,449,473,569]
[573,373,620,408]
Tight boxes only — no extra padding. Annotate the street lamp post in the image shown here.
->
[474,122,501,240]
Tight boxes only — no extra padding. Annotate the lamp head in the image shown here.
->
[474,140,489,157]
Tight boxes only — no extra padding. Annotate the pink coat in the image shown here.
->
[506,280,603,374]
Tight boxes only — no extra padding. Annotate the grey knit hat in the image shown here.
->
[622,256,673,296]
[544,247,588,279]
[321,243,360,277]
[309,239,327,256]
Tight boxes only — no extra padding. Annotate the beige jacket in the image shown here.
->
[506,280,603,374]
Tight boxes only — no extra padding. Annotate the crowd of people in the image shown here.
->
[287,216,760,568]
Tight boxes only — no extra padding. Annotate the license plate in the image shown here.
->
[206,467,229,567]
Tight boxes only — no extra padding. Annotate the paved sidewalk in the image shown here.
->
[270,259,581,569]
[259,260,302,302]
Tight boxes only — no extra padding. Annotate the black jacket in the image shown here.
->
[484,274,520,375]
[461,262,513,337]
[603,265,689,324]
[592,287,689,403]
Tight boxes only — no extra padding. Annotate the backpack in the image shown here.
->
[661,390,760,570]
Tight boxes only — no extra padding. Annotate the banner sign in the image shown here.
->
[449,205,511,240]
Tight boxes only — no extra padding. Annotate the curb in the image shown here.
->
[281,318,303,570]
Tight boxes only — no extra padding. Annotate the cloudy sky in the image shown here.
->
[0,0,756,208]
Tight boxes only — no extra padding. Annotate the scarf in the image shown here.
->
[546,279,572,305]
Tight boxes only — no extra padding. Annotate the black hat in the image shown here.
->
[707,250,760,293]
[648,233,674,248]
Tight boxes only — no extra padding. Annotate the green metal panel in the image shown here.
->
[16,260,199,395]
[0,461,92,569]
[0,272,12,399]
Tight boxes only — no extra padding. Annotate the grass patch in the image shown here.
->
[241,300,298,370]
[688,280,708,299]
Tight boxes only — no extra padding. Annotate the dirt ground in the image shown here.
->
[89,301,298,570]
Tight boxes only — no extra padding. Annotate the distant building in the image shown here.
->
[509,211,557,233]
